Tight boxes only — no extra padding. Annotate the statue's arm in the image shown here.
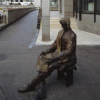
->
[44,39,57,54]
[50,33,76,62]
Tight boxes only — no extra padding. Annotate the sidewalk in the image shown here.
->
[36,29,100,45]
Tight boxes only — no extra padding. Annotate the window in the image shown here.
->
[20,0,23,2]
[97,0,100,14]
[82,0,94,14]
[50,0,58,7]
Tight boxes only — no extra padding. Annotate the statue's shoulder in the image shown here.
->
[70,31,77,39]
[58,29,64,34]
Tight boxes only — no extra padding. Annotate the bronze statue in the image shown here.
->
[18,17,77,100]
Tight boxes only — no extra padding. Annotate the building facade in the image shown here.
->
[73,0,100,35]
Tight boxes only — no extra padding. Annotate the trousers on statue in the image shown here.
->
[33,60,75,86]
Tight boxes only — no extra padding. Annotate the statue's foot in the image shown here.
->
[18,84,35,93]
[32,93,46,100]
[32,82,46,100]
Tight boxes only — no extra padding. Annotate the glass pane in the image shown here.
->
[97,0,100,14]
[82,0,94,14]
[41,0,58,7]
[50,0,58,7]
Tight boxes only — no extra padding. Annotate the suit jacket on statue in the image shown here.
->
[45,28,77,70]
[36,28,77,72]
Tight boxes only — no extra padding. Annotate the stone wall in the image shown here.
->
[76,13,100,35]
[0,7,35,30]
[4,7,35,24]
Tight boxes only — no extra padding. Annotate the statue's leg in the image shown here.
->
[17,71,52,93]
[18,62,61,93]
[32,81,46,100]
[32,62,62,100]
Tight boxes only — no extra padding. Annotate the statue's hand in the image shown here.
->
[45,59,54,65]
[40,51,47,56]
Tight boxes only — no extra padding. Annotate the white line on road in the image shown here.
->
[29,29,39,48]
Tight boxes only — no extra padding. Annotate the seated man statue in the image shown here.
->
[18,17,77,100]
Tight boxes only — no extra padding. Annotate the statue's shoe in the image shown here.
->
[32,93,46,100]
[32,82,46,100]
[18,84,35,93]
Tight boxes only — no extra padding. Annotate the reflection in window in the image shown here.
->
[50,0,58,7]
[41,0,58,7]
[82,0,94,13]
[20,0,23,2]
[97,0,100,14]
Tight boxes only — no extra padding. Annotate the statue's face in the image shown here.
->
[60,22,68,31]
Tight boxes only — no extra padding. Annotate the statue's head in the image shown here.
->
[59,17,70,31]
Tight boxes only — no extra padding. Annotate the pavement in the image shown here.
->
[0,10,100,100]
[36,29,100,45]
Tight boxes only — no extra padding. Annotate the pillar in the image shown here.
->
[42,0,50,41]
[5,0,7,5]
[58,0,62,13]
[62,0,73,17]
[34,0,41,7]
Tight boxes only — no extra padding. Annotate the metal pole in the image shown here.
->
[73,0,74,17]
[79,0,82,21]
[94,0,97,22]
[76,0,77,19]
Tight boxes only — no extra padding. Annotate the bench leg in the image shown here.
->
[66,69,73,87]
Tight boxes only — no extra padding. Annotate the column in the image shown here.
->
[58,0,62,13]
[42,0,50,41]
[19,0,20,3]
[5,0,7,5]
[62,0,73,17]
[34,0,41,7]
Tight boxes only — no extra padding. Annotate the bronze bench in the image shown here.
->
[57,65,77,87]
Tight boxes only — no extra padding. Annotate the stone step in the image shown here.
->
[50,18,76,21]
[50,22,77,25]
[40,18,78,29]
[40,25,78,29]
[50,20,77,24]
